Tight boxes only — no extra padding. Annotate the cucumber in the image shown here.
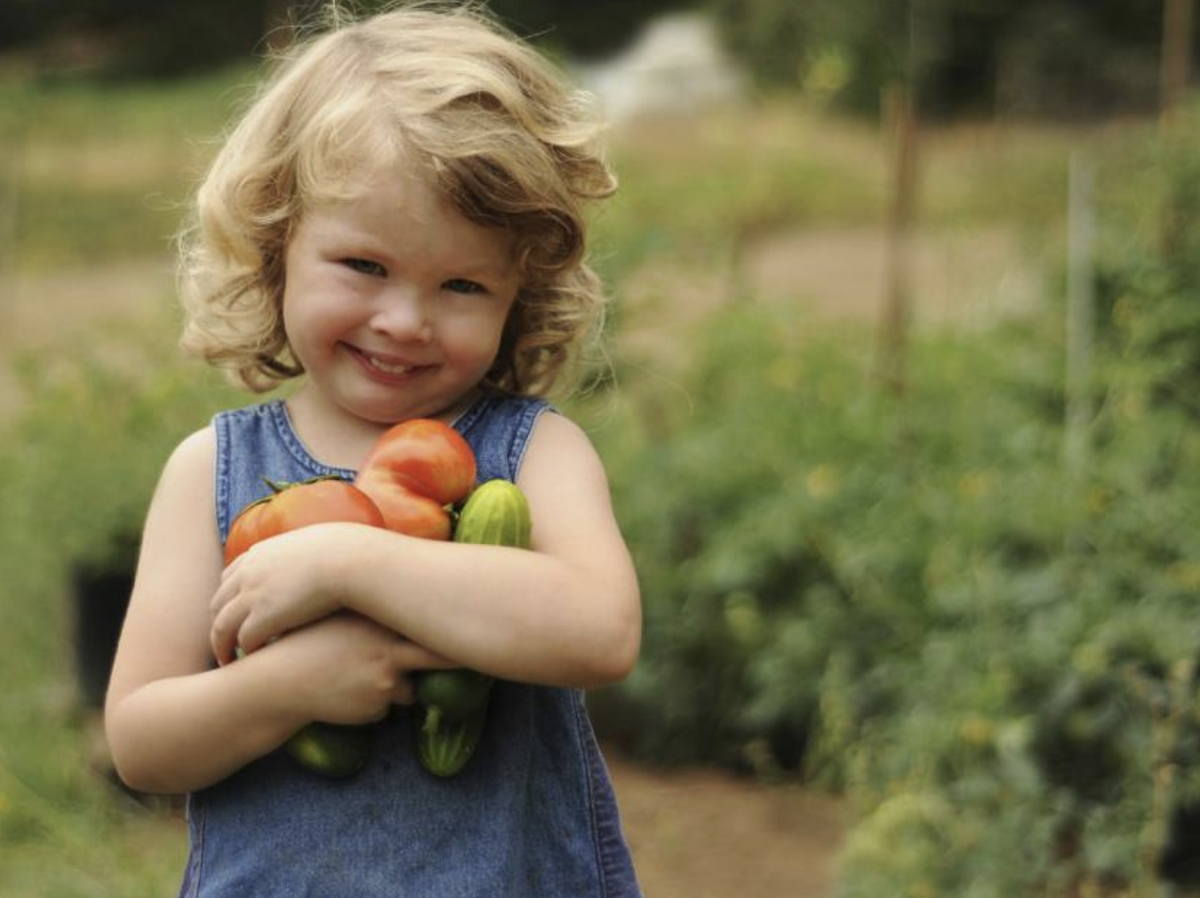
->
[415,668,494,725]
[415,479,532,777]
[453,479,532,548]
[237,643,373,778]
[285,722,374,778]
[415,700,489,777]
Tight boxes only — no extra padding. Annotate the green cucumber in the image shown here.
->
[236,643,372,778]
[415,668,494,725]
[453,479,533,548]
[415,479,532,777]
[285,722,374,778]
[415,700,489,777]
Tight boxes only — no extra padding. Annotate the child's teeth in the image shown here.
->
[368,356,411,374]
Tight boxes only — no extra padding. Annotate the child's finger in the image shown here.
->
[235,616,273,658]
[209,603,242,665]
[391,678,416,705]
[209,561,239,619]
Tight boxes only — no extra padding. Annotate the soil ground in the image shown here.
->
[607,750,846,897]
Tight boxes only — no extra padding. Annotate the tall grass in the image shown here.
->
[1,66,254,271]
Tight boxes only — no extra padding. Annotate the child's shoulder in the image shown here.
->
[210,399,284,427]
[157,423,217,490]
[163,399,279,490]
[169,422,217,468]
[168,398,280,470]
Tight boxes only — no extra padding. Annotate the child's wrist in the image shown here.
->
[231,638,318,731]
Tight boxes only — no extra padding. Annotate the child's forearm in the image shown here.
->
[336,528,641,688]
[106,651,305,794]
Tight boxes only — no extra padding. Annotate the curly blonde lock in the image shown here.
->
[178,1,617,398]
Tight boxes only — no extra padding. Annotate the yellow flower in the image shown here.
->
[1167,561,1200,592]
[959,715,995,747]
[1072,643,1107,677]
[805,464,840,500]
[723,591,763,645]
[1117,391,1145,421]
[956,470,993,501]
[1087,486,1113,517]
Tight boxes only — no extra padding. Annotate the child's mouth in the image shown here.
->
[348,345,425,379]
[365,355,413,376]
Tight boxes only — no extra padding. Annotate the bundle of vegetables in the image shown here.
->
[355,420,520,777]
[414,479,532,777]
[223,419,532,779]
[223,475,392,778]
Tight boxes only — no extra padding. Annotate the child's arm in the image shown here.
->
[104,428,447,794]
[211,412,642,689]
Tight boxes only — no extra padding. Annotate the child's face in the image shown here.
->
[281,162,520,426]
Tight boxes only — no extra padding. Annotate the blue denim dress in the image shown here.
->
[178,394,642,898]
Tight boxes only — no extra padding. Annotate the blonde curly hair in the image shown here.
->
[178,1,617,398]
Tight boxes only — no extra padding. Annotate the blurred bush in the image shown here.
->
[0,0,694,79]
[710,0,1176,119]
[0,333,243,724]
[0,328,246,893]
[2,0,1184,121]
[581,107,1200,893]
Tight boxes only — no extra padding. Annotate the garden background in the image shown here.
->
[3,1,1200,895]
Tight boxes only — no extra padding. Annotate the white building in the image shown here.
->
[574,12,746,124]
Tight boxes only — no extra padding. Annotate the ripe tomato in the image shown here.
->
[224,477,385,566]
[355,419,476,538]
[361,489,455,541]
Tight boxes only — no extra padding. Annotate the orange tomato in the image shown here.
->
[224,477,384,566]
[355,419,476,538]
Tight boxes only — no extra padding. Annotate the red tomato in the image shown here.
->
[364,488,453,541]
[355,419,476,537]
[224,477,385,566]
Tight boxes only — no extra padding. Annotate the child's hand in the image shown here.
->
[264,612,452,722]
[210,523,356,665]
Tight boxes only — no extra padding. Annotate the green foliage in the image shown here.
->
[579,104,1200,891]
[589,289,1200,890]
[2,65,254,271]
[0,332,244,895]
[2,0,693,79]
[1093,114,1200,426]
[0,56,1194,895]
[709,0,1174,118]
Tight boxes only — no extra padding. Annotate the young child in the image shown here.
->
[103,4,643,895]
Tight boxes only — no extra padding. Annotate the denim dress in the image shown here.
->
[178,394,642,898]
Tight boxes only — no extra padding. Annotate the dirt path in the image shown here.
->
[0,256,174,419]
[608,751,845,897]
[0,223,1040,414]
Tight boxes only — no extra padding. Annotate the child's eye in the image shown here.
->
[443,278,486,295]
[343,258,386,277]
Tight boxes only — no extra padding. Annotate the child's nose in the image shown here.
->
[369,288,433,342]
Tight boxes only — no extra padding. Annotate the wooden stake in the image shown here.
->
[876,85,918,396]
[1064,152,1095,476]
[1161,0,1194,122]
[0,129,24,332]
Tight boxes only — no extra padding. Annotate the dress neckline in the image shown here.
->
[263,396,490,479]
